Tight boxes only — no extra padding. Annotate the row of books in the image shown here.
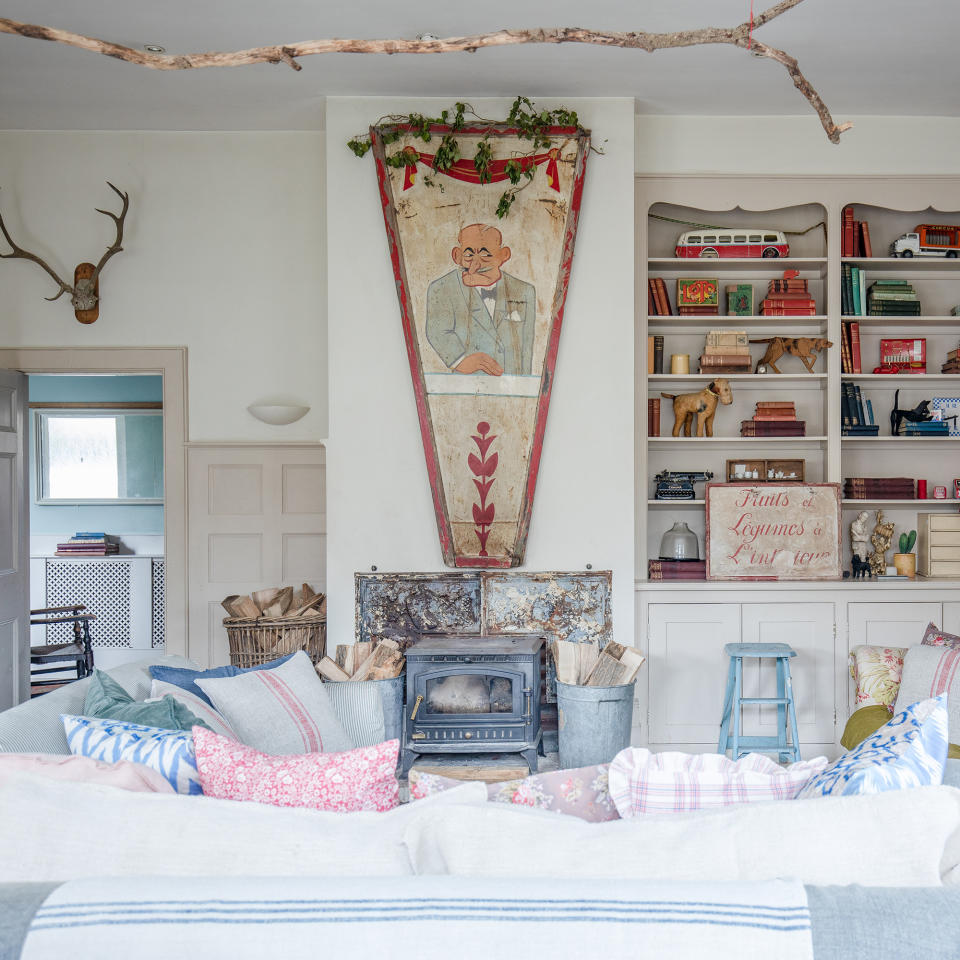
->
[844,477,914,500]
[841,207,873,258]
[868,280,921,315]
[55,533,120,557]
[902,421,949,437]
[759,272,816,316]
[840,320,862,374]
[943,345,959,374]
[648,559,706,581]
[647,398,661,437]
[840,264,868,317]
[647,278,673,316]
[841,383,878,435]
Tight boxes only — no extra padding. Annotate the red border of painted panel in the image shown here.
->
[372,124,590,568]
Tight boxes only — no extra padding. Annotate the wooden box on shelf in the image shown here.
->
[917,512,960,579]
[725,458,806,483]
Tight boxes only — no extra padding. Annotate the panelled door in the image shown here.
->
[648,603,740,746]
[0,370,29,709]
[741,603,836,747]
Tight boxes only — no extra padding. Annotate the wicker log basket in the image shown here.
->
[221,584,326,669]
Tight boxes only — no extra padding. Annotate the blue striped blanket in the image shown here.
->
[9,875,812,960]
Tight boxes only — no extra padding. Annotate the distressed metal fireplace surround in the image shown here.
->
[401,634,545,776]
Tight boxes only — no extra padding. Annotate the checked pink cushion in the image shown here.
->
[608,748,827,817]
[193,727,400,812]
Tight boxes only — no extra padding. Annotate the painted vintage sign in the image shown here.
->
[372,124,589,567]
[706,482,842,580]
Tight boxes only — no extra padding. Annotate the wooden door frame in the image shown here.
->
[0,347,189,659]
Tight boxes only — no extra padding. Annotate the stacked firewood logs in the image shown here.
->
[550,639,645,686]
[221,583,326,620]
[315,639,405,682]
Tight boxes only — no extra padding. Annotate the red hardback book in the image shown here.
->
[651,278,668,316]
[761,307,817,316]
[755,401,795,408]
[850,321,862,373]
[647,280,658,316]
[861,221,873,258]
[655,278,673,315]
[700,354,752,366]
[753,414,799,421]
[852,220,862,257]
[843,207,855,257]
[840,322,852,373]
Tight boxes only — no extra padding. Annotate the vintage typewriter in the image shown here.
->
[654,470,714,500]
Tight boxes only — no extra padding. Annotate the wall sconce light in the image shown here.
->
[246,403,310,425]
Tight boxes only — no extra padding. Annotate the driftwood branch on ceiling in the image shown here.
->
[0,0,852,143]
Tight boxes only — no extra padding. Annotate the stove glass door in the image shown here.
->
[424,672,516,716]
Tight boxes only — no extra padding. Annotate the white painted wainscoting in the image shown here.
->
[636,581,960,760]
[187,444,326,668]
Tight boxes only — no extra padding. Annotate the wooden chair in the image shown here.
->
[29,605,96,698]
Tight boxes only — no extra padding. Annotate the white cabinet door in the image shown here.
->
[942,603,960,635]
[848,602,940,650]
[648,603,740,744]
[742,603,836,746]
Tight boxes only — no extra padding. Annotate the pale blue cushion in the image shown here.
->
[149,654,295,707]
[798,696,948,798]
[62,715,202,794]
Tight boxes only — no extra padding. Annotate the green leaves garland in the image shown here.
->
[347,96,588,218]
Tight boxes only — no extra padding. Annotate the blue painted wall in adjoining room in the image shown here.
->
[28,375,165,536]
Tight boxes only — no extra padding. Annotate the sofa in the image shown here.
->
[1,658,960,960]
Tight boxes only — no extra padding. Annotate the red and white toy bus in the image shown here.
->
[675,228,790,259]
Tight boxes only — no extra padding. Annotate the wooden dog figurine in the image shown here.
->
[749,337,833,374]
[890,389,933,435]
[662,378,733,437]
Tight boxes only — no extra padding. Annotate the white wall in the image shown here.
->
[325,98,637,648]
[636,115,960,175]
[0,131,327,442]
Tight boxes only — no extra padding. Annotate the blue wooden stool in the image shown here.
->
[717,643,800,763]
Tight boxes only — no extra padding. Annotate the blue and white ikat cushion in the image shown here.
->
[62,714,202,795]
[798,695,948,798]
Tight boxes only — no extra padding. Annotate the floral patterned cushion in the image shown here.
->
[409,764,618,822]
[797,695,949,798]
[193,727,399,812]
[921,623,960,650]
[849,644,907,713]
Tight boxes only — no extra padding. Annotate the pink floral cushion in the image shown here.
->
[193,727,399,812]
[922,623,960,650]
[409,764,618,822]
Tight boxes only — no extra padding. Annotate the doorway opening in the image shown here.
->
[0,347,187,707]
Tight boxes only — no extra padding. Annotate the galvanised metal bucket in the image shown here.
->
[556,680,635,769]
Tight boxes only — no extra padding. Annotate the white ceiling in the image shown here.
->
[1,0,958,130]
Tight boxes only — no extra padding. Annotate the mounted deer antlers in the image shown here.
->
[0,181,130,323]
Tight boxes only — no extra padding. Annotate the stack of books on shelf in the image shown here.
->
[647,278,673,316]
[902,420,949,437]
[646,334,664,374]
[841,264,867,317]
[648,559,706,581]
[844,477,914,500]
[841,382,878,435]
[943,345,960,374]
[840,320,862,374]
[647,398,661,437]
[759,270,816,316]
[841,206,873,257]
[868,280,921,316]
[55,533,120,557]
[699,330,751,375]
[741,401,806,437]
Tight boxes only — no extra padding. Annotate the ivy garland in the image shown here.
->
[348,96,589,218]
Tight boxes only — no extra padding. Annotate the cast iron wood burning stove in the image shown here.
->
[401,633,545,776]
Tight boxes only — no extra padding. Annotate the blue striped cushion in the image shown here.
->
[62,715,202,795]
